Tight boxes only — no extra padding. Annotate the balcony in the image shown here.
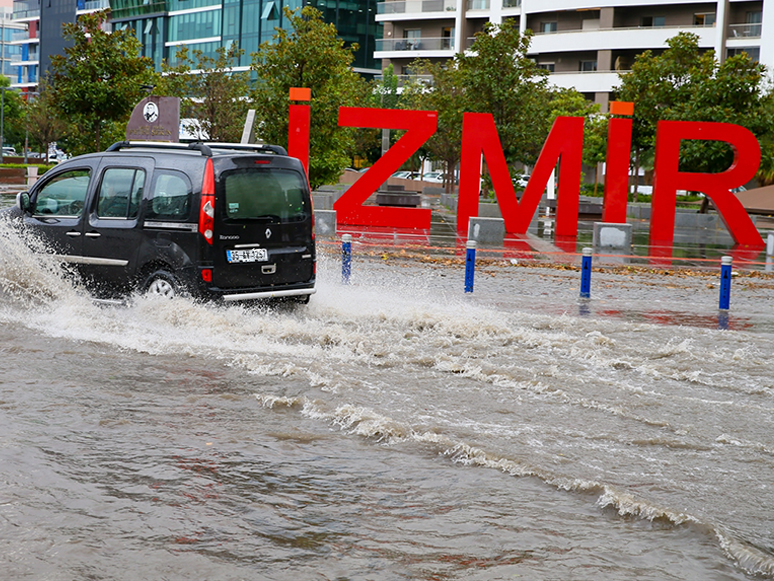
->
[12,0,40,20]
[11,69,39,88]
[11,29,37,43]
[728,23,761,38]
[546,70,620,94]
[529,25,716,54]
[374,73,434,87]
[376,37,455,52]
[377,0,456,15]
[502,0,521,7]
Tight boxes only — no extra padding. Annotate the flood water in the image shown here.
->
[1,215,774,580]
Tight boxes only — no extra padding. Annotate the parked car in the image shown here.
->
[421,171,444,183]
[2,141,316,303]
[2,146,16,157]
[512,174,530,188]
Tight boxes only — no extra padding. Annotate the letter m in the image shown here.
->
[458,113,584,238]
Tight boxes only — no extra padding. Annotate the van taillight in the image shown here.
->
[199,158,215,245]
[201,268,212,282]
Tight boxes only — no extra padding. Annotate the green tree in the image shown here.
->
[159,45,249,142]
[0,75,26,152]
[615,32,768,197]
[402,61,465,191]
[250,6,370,188]
[548,88,608,193]
[25,80,68,158]
[404,21,555,193]
[456,21,552,166]
[49,10,156,154]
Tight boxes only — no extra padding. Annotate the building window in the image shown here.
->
[402,29,421,50]
[641,16,666,27]
[541,21,557,34]
[744,11,762,36]
[747,11,762,24]
[168,9,221,43]
[579,60,597,72]
[694,13,715,26]
[441,27,454,50]
[537,62,555,72]
[727,47,760,62]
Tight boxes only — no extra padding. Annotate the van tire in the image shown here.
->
[142,270,178,299]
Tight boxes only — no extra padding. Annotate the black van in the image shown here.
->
[6,142,316,303]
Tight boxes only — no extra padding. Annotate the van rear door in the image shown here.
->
[211,161,314,290]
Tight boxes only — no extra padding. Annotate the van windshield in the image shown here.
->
[224,168,307,221]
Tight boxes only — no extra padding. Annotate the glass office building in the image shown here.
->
[111,0,382,75]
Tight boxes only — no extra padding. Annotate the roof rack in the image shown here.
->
[106,141,214,156]
[203,143,288,156]
[105,141,288,157]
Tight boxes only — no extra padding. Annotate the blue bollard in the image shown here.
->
[464,240,476,293]
[719,255,732,310]
[580,247,592,299]
[341,234,352,284]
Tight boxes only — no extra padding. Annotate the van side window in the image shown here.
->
[224,169,307,221]
[33,169,91,217]
[147,171,191,221]
[97,168,145,219]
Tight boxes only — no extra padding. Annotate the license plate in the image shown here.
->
[226,248,268,263]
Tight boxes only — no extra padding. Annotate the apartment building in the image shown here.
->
[375,0,774,110]
[9,0,111,90]
[0,1,24,79]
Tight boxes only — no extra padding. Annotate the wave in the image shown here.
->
[256,392,774,578]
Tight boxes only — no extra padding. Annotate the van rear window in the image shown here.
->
[224,169,307,221]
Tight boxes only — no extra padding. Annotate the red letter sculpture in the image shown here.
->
[602,104,634,223]
[651,121,763,249]
[287,88,312,177]
[335,107,437,229]
[458,114,584,243]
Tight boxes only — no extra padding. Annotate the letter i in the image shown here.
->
[288,88,311,177]
[602,102,634,224]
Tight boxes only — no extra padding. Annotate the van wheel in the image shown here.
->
[142,270,178,299]
[295,294,311,304]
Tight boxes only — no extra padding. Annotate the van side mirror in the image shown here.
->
[15,192,30,212]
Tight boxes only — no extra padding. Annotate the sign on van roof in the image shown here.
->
[126,96,180,143]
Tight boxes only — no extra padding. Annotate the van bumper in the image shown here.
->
[221,287,316,302]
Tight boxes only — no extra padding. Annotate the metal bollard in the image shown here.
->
[341,234,352,284]
[580,247,592,299]
[464,240,476,293]
[719,255,732,311]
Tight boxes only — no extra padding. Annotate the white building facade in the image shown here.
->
[375,0,774,110]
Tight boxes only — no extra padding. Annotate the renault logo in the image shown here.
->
[265,228,272,239]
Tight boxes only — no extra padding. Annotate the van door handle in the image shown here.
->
[85,232,101,238]
[66,231,81,237]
